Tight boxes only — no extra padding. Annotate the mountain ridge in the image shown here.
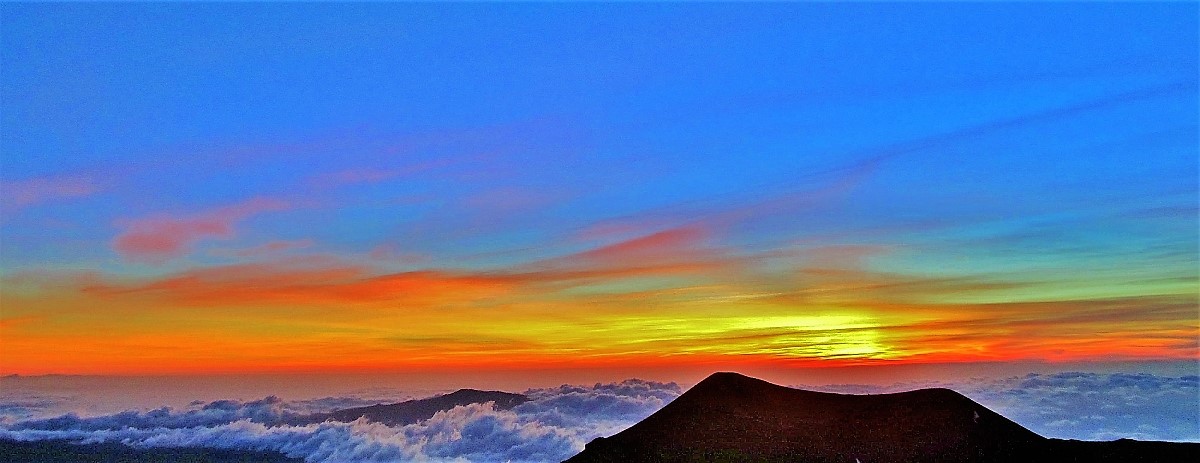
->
[565,371,1199,463]
[309,388,529,426]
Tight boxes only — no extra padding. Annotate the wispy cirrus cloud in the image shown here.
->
[210,239,315,259]
[79,264,515,308]
[112,198,290,263]
[309,161,456,189]
[521,226,726,278]
[1,175,100,212]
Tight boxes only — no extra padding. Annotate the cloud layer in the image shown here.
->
[0,379,682,463]
[803,371,1200,442]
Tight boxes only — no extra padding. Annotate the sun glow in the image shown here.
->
[731,315,892,359]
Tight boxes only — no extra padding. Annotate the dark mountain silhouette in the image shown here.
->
[565,372,1199,463]
[310,388,528,426]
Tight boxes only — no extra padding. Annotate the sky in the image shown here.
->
[1,3,1197,384]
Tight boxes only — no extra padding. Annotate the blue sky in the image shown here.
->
[0,2,1196,375]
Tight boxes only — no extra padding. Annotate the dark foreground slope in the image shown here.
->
[566,372,1198,463]
[1044,438,1199,462]
[312,388,528,426]
[0,439,301,463]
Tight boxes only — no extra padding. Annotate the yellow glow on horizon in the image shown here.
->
[1,261,1195,375]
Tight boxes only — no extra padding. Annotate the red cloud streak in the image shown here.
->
[113,198,289,263]
[3,175,98,210]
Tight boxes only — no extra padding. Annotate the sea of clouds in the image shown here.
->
[0,379,681,462]
[802,371,1200,443]
[1,372,1196,462]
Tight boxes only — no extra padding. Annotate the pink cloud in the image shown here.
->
[3,175,99,210]
[235,239,313,257]
[571,227,708,266]
[512,225,739,282]
[368,243,430,265]
[206,239,315,258]
[312,168,407,187]
[462,186,564,213]
[113,198,290,263]
[309,156,469,188]
[338,169,402,183]
[573,217,679,243]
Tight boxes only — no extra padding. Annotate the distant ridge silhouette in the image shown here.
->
[565,372,1198,463]
[311,388,528,426]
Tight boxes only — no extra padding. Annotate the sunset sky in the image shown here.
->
[1,3,1196,378]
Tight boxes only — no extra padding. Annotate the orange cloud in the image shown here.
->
[80,264,515,308]
[2,264,1195,375]
[112,197,290,263]
[4,225,1196,375]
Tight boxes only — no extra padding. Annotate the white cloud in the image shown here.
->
[0,379,682,463]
